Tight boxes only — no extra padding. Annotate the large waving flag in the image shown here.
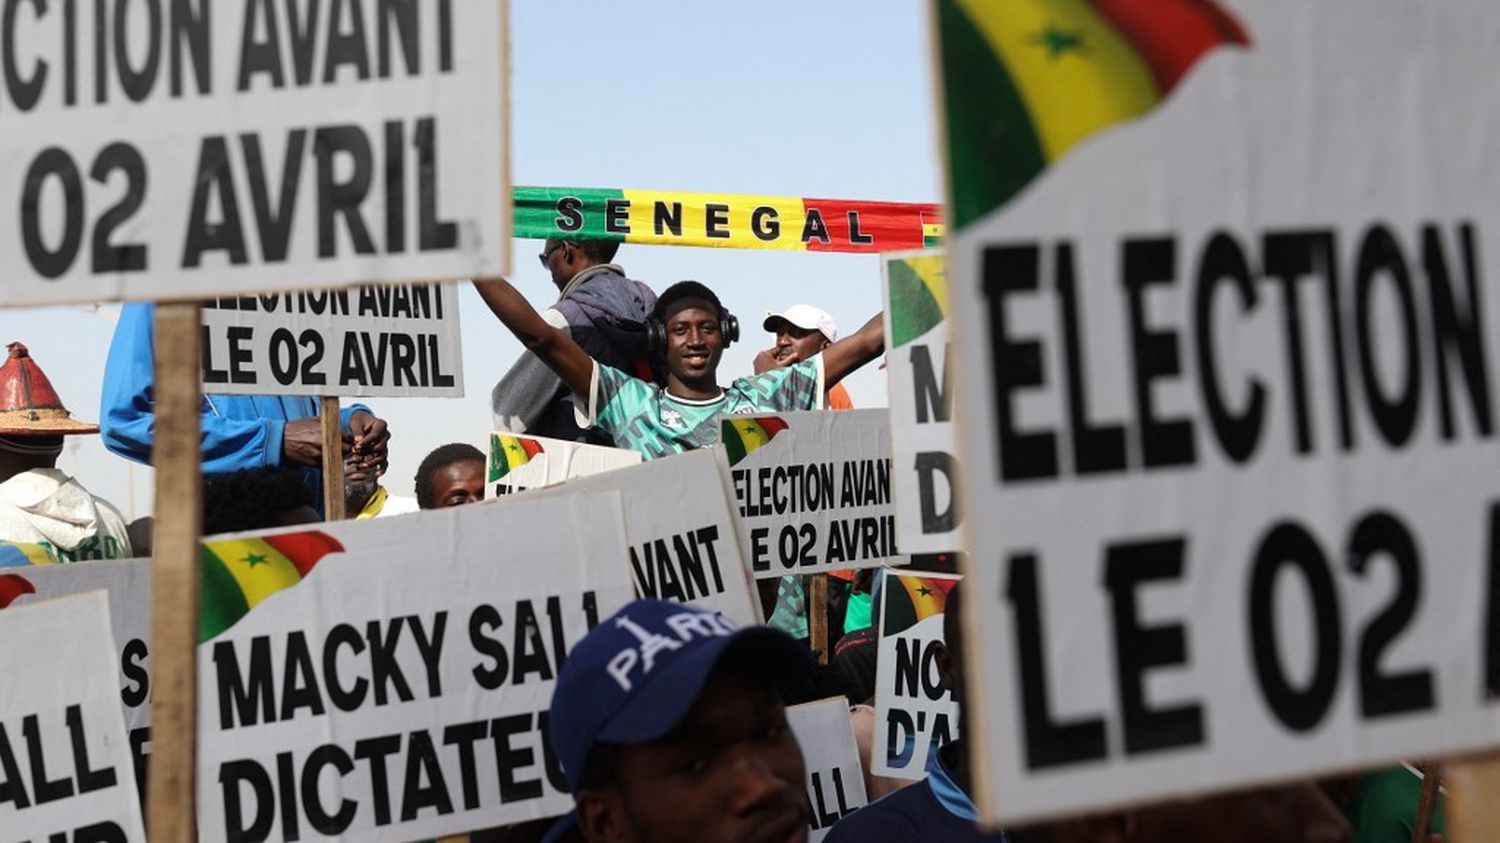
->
[200,531,343,642]
[939,0,1249,229]
[490,433,545,482]
[722,417,790,466]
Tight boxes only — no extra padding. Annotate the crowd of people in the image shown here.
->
[0,239,1447,843]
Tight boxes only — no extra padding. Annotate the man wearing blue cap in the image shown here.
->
[546,598,814,843]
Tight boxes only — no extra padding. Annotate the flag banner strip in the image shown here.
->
[514,187,945,252]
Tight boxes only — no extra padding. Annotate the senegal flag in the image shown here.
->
[722,417,790,466]
[939,0,1249,229]
[887,254,948,348]
[882,574,959,637]
[490,433,545,482]
[200,531,343,642]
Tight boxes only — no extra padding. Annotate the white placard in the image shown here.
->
[1,1,508,306]
[5,559,153,787]
[786,697,869,842]
[200,283,463,396]
[0,591,146,842]
[195,493,635,842]
[489,432,641,496]
[872,572,960,781]
[720,410,903,578]
[946,0,1500,825]
[520,449,761,625]
[882,250,959,554]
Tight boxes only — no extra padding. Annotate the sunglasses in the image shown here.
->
[538,242,567,268]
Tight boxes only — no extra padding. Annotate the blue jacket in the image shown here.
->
[101,302,370,499]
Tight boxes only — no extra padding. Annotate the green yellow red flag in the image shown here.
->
[887,254,948,348]
[883,574,959,636]
[722,417,790,467]
[938,0,1248,229]
[200,531,344,642]
[514,187,944,252]
[490,433,546,482]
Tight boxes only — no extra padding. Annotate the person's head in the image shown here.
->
[203,469,320,535]
[1007,783,1350,843]
[938,581,966,704]
[0,342,100,481]
[762,305,837,365]
[539,239,620,289]
[343,454,380,515]
[414,443,486,509]
[550,600,811,843]
[649,282,739,392]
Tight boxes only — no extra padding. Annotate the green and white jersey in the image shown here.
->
[576,357,825,460]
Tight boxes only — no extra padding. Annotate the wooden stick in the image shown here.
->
[1445,755,1499,843]
[146,302,203,843]
[436,836,471,843]
[321,396,345,521]
[810,574,830,665]
[1411,761,1442,843]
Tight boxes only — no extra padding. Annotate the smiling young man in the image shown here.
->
[545,598,813,843]
[474,276,884,460]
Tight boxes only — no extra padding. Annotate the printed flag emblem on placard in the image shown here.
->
[887,255,949,348]
[491,433,547,481]
[200,531,344,641]
[939,0,1249,229]
[723,416,790,466]
[0,573,34,607]
[884,574,958,636]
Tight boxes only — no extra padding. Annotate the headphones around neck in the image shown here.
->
[646,309,740,353]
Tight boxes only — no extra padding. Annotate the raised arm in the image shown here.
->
[822,313,885,387]
[471,277,595,399]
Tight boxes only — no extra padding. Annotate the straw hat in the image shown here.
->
[0,342,99,436]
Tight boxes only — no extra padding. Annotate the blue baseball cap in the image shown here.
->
[548,598,812,794]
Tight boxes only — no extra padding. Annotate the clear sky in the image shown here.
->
[0,1,942,520]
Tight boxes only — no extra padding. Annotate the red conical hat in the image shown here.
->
[0,342,98,435]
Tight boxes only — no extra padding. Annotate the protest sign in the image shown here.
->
[1,1,508,307]
[520,450,761,624]
[490,432,641,496]
[720,410,903,578]
[195,492,635,842]
[0,591,146,842]
[786,697,869,842]
[872,572,960,781]
[939,0,1500,824]
[882,250,959,554]
[4,559,154,789]
[513,186,943,253]
[199,283,462,397]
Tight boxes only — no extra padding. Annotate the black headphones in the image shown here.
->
[646,309,740,352]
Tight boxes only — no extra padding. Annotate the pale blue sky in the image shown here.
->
[0,2,942,518]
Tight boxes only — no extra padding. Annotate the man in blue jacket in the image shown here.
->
[100,302,391,508]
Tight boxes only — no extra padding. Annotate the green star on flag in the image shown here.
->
[1031,24,1085,59]
[240,553,267,568]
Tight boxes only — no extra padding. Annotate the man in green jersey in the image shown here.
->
[476,276,884,460]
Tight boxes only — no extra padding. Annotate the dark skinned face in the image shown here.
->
[770,320,829,365]
[578,667,809,843]
[662,298,725,394]
[427,460,485,508]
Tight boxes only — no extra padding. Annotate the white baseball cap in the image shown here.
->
[763,304,838,342]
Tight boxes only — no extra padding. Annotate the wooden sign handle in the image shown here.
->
[321,396,346,521]
[810,574,830,665]
[147,302,203,842]
[1411,761,1441,843]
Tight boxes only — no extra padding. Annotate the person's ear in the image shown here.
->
[576,790,632,843]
